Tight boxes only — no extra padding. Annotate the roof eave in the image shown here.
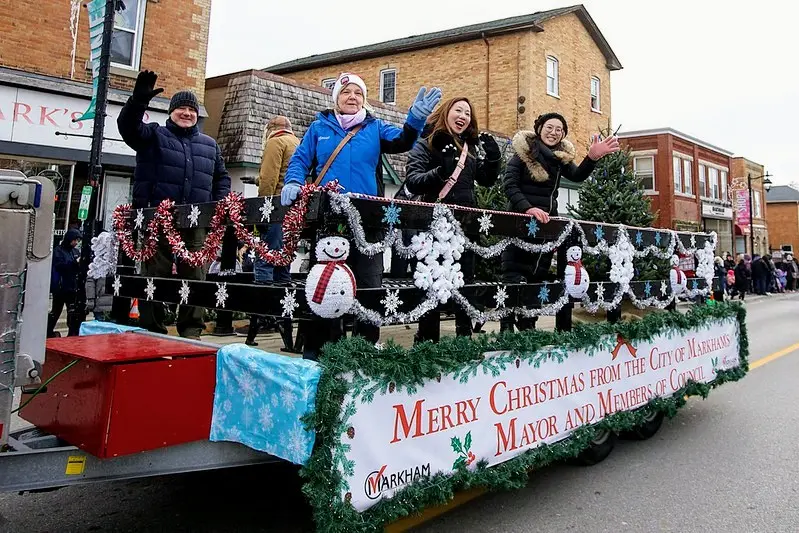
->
[573,9,623,70]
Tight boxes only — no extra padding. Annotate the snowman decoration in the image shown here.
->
[669,254,688,296]
[305,236,357,318]
[563,246,590,299]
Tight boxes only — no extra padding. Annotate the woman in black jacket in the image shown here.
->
[500,113,619,332]
[47,228,82,338]
[402,96,501,342]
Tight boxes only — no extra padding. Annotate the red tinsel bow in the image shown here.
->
[611,334,638,361]
[568,260,584,285]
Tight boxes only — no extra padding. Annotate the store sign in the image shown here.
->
[735,189,750,226]
[0,85,168,157]
[701,203,733,220]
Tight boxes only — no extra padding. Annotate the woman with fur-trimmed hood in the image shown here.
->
[500,112,619,332]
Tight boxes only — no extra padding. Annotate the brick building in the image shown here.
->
[264,5,621,160]
[0,0,212,237]
[766,185,799,255]
[730,158,769,256]
[619,128,735,254]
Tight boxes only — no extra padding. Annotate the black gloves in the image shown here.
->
[479,132,501,162]
[439,144,460,180]
[132,70,164,103]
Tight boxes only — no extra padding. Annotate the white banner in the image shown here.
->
[338,318,741,512]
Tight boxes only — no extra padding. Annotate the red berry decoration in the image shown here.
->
[347,426,355,439]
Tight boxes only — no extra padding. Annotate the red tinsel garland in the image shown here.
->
[113,182,337,268]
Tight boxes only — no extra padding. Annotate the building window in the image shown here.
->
[546,56,559,97]
[698,164,706,197]
[110,0,147,70]
[708,167,719,199]
[682,159,693,195]
[590,77,600,112]
[633,156,655,191]
[753,190,762,218]
[380,69,397,104]
[321,78,336,90]
[673,156,682,193]
[720,170,728,202]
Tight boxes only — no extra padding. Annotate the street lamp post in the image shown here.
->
[747,172,773,256]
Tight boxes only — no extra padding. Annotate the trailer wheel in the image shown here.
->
[571,428,616,466]
[621,410,665,441]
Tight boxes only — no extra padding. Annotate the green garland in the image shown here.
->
[301,302,748,533]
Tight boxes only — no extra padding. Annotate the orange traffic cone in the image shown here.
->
[129,298,140,320]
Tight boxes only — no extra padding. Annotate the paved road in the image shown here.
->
[1,294,797,533]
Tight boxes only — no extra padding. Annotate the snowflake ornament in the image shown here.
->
[260,197,275,223]
[527,217,539,237]
[635,231,643,247]
[179,280,191,305]
[215,282,229,308]
[144,277,155,301]
[134,209,144,230]
[112,275,122,297]
[538,283,550,304]
[494,285,508,308]
[594,225,605,241]
[644,281,652,297]
[381,202,402,227]
[660,280,668,297]
[690,234,697,249]
[380,289,402,316]
[281,289,299,319]
[595,282,605,302]
[655,231,662,247]
[188,205,201,228]
[478,212,494,235]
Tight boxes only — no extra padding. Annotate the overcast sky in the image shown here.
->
[207,0,798,185]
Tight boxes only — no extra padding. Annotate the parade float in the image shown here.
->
[1,175,748,532]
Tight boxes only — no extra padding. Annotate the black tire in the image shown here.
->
[621,410,665,441]
[571,428,617,466]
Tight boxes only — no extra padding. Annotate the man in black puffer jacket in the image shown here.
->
[118,70,231,339]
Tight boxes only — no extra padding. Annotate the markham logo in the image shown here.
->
[611,334,638,361]
[364,463,431,500]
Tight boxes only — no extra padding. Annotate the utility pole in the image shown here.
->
[69,0,117,335]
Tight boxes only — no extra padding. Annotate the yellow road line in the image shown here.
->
[384,341,799,532]
[750,341,799,370]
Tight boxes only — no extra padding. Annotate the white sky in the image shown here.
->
[207,0,798,185]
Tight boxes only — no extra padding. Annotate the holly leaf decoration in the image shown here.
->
[464,431,472,452]
[450,436,463,454]
[452,456,467,470]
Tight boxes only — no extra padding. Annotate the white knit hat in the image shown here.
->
[332,73,367,104]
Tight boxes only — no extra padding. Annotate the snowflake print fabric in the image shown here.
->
[209,344,322,465]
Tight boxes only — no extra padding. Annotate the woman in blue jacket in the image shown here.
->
[281,72,441,359]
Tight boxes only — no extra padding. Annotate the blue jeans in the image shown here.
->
[254,223,291,283]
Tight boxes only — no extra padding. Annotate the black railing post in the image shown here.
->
[555,231,578,332]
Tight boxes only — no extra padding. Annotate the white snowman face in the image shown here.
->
[567,246,582,262]
[670,255,680,267]
[315,236,350,262]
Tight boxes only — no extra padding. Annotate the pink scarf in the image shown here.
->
[335,109,367,130]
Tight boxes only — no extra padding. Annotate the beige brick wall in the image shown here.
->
[277,12,612,159]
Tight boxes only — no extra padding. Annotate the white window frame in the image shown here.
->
[590,76,601,112]
[673,156,682,193]
[546,56,559,97]
[321,78,336,90]
[379,69,397,105]
[708,167,719,200]
[698,164,707,198]
[682,159,693,195]
[633,155,655,191]
[110,0,147,71]
[720,170,728,202]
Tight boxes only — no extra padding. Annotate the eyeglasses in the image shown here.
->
[543,125,563,135]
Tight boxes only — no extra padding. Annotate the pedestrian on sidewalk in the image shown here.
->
[500,113,619,332]
[47,228,82,337]
[783,253,798,291]
[118,70,231,339]
[245,116,299,349]
[734,255,750,300]
[751,254,768,295]
[281,72,441,360]
[713,256,726,302]
[400,96,501,343]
